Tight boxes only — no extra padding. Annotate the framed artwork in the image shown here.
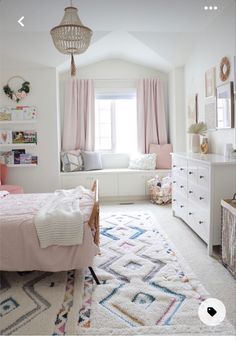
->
[187,94,198,127]
[205,98,216,130]
[205,67,216,98]
[216,82,234,129]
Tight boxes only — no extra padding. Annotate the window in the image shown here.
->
[95,92,137,153]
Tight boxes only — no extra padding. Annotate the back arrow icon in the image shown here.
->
[18,16,24,27]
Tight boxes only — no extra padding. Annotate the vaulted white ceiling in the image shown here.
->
[0,0,234,71]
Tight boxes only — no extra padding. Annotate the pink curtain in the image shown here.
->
[137,78,167,153]
[62,79,95,151]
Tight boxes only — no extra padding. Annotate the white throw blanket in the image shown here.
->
[34,186,88,248]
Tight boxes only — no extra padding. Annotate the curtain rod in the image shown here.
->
[93,79,138,81]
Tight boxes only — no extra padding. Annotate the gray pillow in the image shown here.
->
[81,151,102,171]
[61,150,83,172]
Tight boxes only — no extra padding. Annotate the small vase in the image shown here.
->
[190,134,200,153]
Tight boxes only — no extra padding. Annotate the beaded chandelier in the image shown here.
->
[50,2,92,76]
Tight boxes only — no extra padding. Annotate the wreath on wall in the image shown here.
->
[3,76,30,103]
[220,56,230,82]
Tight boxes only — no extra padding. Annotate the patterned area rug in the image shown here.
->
[1,211,235,335]
[68,211,234,335]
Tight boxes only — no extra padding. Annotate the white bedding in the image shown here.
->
[34,186,92,248]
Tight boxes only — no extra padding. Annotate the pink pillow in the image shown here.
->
[149,144,173,169]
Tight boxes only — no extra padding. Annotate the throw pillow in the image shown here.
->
[81,151,102,171]
[149,144,173,169]
[61,150,83,172]
[129,153,156,170]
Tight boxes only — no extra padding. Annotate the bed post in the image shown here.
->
[88,180,100,285]
[88,179,100,246]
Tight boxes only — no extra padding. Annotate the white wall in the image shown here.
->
[185,3,236,155]
[168,67,186,152]
[59,58,170,143]
[0,67,61,193]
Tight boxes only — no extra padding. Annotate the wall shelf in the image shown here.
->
[0,120,37,124]
[7,164,38,168]
[0,143,37,147]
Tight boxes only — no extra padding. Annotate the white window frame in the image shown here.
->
[95,89,136,153]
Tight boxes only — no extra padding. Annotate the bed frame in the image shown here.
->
[88,180,100,285]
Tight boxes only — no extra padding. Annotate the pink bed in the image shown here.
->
[0,189,100,272]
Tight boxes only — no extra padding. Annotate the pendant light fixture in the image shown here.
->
[50,0,93,76]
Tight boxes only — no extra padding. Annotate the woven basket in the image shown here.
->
[148,183,172,205]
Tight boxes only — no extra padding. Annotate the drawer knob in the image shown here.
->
[173,199,176,202]
[180,205,184,208]
[199,175,204,179]
[180,185,184,188]
[173,181,176,184]
[173,165,177,168]
[189,190,193,194]
[180,167,184,171]
[188,212,193,215]
[199,221,203,224]
[199,197,204,200]
[189,171,193,175]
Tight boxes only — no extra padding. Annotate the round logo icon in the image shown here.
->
[198,298,226,326]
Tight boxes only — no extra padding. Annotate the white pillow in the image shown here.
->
[129,153,156,170]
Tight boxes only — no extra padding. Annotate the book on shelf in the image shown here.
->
[31,156,38,164]
[0,112,11,121]
[0,106,38,121]
[12,149,26,164]
[0,151,14,164]
[0,130,12,144]
[20,153,32,164]
[12,130,37,144]
[0,150,37,165]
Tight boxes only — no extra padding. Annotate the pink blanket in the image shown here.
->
[0,193,99,271]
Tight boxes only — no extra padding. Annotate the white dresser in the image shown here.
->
[171,153,236,255]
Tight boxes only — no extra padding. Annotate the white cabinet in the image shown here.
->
[61,172,117,197]
[172,152,236,255]
[61,169,170,200]
[118,173,146,196]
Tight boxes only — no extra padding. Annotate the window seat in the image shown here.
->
[61,167,170,200]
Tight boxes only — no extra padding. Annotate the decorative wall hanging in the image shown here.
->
[216,82,234,129]
[3,76,30,103]
[205,67,216,98]
[187,94,198,127]
[220,56,230,82]
[50,0,93,76]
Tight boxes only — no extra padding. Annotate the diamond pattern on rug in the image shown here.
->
[99,280,185,327]
[0,272,53,335]
[76,212,216,334]
[0,298,19,317]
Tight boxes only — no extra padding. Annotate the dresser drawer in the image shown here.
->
[187,182,198,202]
[197,164,210,188]
[187,160,198,184]
[187,204,209,242]
[173,193,187,221]
[195,187,209,208]
[172,156,188,178]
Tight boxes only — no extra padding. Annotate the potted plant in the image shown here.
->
[188,122,207,153]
